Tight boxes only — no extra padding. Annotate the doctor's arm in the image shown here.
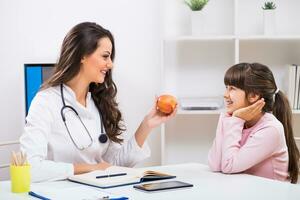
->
[102,100,176,167]
[73,162,111,174]
[20,93,74,182]
[135,100,177,147]
[73,105,177,174]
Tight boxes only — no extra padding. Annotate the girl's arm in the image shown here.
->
[208,113,225,171]
[221,116,280,173]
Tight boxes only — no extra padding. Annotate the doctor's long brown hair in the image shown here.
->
[224,63,299,183]
[42,22,125,143]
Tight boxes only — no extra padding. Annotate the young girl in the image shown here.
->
[208,63,300,183]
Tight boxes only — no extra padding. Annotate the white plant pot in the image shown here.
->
[263,10,276,35]
[191,11,206,36]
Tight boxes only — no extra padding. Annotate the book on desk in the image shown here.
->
[68,166,176,189]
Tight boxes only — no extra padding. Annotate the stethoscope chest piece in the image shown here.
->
[60,84,109,150]
[99,133,108,143]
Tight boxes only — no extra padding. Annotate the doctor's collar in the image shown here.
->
[60,84,94,119]
[62,84,92,102]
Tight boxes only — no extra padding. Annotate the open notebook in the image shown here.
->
[68,166,176,189]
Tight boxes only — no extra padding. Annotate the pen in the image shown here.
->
[96,173,127,179]
[28,191,51,200]
[100,196,128,200]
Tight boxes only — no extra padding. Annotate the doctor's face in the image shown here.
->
[224,85,250,115]
[81,37,113,84]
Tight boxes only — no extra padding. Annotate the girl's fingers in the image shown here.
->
[243,98,264,117]
[252,99,265,114]
[245,102,259,114]
[252,101,262,112]
[256,99,265,111]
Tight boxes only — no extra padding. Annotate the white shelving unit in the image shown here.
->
[161,0,300,165]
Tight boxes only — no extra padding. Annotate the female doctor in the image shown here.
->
[20,22,176,182]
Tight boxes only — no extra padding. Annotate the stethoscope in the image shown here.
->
[60,84,108,150]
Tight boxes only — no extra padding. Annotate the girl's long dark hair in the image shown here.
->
[42,22,125,143]
[224,63,299,183]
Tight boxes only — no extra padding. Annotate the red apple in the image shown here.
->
[157,95,177,114]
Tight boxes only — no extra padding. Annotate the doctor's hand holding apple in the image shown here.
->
[134,95,177,147]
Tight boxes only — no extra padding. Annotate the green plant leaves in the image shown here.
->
[262,1,276,10]
[185,0,209,11]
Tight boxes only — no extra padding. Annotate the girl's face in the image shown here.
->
[80,37,113,84]
[224,85,250,115]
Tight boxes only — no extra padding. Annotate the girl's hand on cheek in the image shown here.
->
[232,98,265,121]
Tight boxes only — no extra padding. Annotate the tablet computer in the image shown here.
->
[133,181,193,192]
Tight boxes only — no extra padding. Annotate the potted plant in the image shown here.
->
[185,0,209,35]
[185,0,209,11]
[262,1,276,35]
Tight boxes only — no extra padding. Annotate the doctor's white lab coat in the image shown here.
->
[20,85,150,182]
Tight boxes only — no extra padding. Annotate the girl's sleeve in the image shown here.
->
[208,113,225,172]
[221,116,280,173]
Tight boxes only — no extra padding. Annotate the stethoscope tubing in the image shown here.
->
[60,84,108,150]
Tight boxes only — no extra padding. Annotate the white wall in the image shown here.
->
[0,0,162,180]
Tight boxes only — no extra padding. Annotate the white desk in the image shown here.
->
[1,163,299,199]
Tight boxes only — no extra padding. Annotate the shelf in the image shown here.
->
[177,109,222,115]
[292,110,300,114]
[238,35,300,41]
[164,35,300,42]
[164,35,235,42]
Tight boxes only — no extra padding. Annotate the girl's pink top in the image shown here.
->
[208,113,289,182]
